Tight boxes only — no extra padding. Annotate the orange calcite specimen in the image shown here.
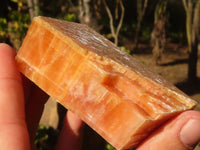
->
[15,16,197,150]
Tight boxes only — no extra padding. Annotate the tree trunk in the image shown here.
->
[78,0,100,31]
[79,0,91,24]
[27,0,34,20]
[183,0,200,82]
[134,0,148,50]
[151,0,167,65]
[33,0,39,17]
[188,0,200,82]
[27,0,39,20]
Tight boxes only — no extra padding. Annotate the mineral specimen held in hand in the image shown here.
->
[15,16,197,150]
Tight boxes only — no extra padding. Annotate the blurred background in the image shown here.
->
[0,0,200,150]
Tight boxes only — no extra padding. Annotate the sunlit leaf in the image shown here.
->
[10,0,18,3]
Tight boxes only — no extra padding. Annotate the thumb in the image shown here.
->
[137,111,200,150]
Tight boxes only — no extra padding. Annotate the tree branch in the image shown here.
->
[115,0,125,45]
[142,0,148,16]
[115,0,119,20]
[103,0,115,42]
[182,0,188,12]
[103,0,124,45]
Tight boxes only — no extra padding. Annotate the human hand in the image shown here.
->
[0,43,200,150]
[137,110,200,150]
[0,43,83,150]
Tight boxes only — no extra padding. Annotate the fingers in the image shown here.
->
[137,110,200,150]
[0,43,30,150]
[55,111,84,150]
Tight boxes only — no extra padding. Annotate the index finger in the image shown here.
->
[0,43,30,150]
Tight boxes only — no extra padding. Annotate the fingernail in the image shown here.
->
[180,119,200,149]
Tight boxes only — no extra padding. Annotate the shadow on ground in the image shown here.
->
[160,58,188,66]
[175,78,200,96]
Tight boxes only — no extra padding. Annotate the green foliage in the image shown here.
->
[169,32,183,43]
[121,23,136,37]
[131,22,137,31]
[10,0,18,2]
[0,18,8,40]
[8,10,30,39]
[105,143,136,150]
[120,46,131,54]
[34,125,50,146]
[0,0,30,45]
[105,143,116,150]
[0,18,7,29]
[63,13,76,22]
[141,26,152,40]
[141,60,147,65]
[34,124,58,150]
[103,33,113,40]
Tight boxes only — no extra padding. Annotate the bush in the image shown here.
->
[0,18,8,41]
[63,13,76,22]
[34,125,59,150]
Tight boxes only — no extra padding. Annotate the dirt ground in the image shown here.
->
[132,43,200,106]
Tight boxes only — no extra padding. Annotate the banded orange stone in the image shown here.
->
[15,16,197,150]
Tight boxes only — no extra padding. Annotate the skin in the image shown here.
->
[0,43,199,150]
